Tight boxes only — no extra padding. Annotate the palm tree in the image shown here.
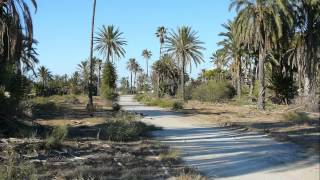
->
[0,0,37,65]
[289,0,320,111]
[127,58,137,94]
[95,25,127,63]
[165,26,205,101]
[38,66,52,91]
[155,26,167,58]
[78,60,90,93]
[142,49,152,77]
[230,0,293,110]
[87,0,97,113]
[218,20,243,98]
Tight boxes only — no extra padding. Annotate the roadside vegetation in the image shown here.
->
[0,0,319,179]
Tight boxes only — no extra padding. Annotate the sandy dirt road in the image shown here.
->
[120,95,320,180]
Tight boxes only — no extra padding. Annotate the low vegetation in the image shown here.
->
[282,112,311,123]
[104,111,160,141]
[45,125,68,149]
[135,93,183,110]
[0,147,37,180]
[191,81,236,102]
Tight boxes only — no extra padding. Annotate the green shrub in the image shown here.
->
[172,101,184,110]
[105,112,159,141]
[192,81,236,102]
[45,125,68,149]
[268,70,297,104]
[283,112,311,123]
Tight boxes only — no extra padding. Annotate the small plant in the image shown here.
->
[283,112,311,123]
[159,149,180,162]
[45,125,68,149]
[172,101,184,110]
[112,103,121,111]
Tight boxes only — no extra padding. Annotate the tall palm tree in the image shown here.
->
[289,0,320,111]
[95,25,127,63]
[87,0,97,113]
[155,26,167,58]
[230,0,293,110]
[165,26,205,101]
[127,58,137,94]
[218,20,243,98]
[142,49,152,77]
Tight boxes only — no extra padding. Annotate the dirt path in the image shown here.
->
[120,95,320,180]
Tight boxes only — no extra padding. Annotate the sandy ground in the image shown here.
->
[120,95,320,180]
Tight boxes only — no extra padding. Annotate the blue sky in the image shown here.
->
[33,0,236,79]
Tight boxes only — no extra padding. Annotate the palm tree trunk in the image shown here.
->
[257,48,266,110]
[237,55,241,99]
[249,59,257,98]
[130,71,133,94]
[87,0,96,114]
[146,59,149,77]
[160,43,162,58]
[157,74,160,98]
[181,57,186,102]
[134,71,136,93]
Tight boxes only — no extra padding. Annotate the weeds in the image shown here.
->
[0,147,37,180]
[159,149,180,162]
[45,125,68,149]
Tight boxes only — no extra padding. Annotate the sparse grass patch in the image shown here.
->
[159,148,180,162]
[45,125,68,149]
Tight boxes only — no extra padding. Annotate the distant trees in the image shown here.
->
[127,58,138,94]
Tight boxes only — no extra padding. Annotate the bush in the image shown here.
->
[105,112,159,141]
[283,112,311,123]
[268,70,297,104]
[112,103,121,111]
[45,126,68,149]
[172,101,184,110]
[192,81,236,102]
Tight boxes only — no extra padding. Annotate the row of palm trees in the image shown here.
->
[210,0,319,111]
